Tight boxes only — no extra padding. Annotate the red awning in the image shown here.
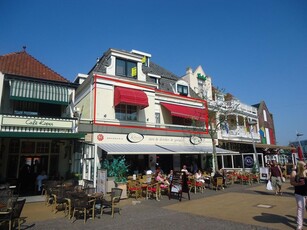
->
[114,87,149,109]
[161,102,207,122]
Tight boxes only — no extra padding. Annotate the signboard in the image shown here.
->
[244,155,254,168]
[260,167,269,180]
[97,169,107,195]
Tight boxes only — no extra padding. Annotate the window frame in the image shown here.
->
[115,104,138,121]
[177,84,189,96]
[115,58,137,78]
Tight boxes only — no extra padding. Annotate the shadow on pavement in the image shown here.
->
[254,212,296,229]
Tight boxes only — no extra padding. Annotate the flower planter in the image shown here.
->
[115,182,127,199]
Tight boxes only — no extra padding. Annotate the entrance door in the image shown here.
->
[19,155,49,195]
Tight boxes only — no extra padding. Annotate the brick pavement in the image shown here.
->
[3,180,304,230]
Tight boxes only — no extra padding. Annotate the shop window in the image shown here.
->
[177,84,188,96]
[37,142,49,153]
[9,139,20,153]
[115,104,137,121]
[21,141,35,153]
[223,155,232,168]
[116,58,137,78]
[233,155,243,168]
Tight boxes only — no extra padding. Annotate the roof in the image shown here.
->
[0,50,69,83]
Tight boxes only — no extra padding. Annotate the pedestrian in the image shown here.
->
[269,160,283,195]
[290,161,307,230]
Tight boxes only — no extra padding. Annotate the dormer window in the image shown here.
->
[148,73,161,89]
[177,84,188,96]
[116,58,137,78]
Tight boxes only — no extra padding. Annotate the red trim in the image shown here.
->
[161,102,207,122]
[92,74,209,134]
[92,121,207,134]
[94,74,207,104]
[114,86,148,109]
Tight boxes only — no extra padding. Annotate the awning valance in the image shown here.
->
[160,102,207,122]
[157,144,238,154]
[98,143,171,155]
[114,87,148,109]
[9,79,69,105]
[97,143,236,155]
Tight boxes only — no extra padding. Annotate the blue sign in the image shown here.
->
[244,156,254,167]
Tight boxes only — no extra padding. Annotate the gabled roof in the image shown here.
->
[0,50,69,83]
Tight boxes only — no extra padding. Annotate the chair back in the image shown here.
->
[11,199,26,219]
[111,188,122,203]
[216,177,223,186]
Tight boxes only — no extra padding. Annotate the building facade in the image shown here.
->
[0,50,82,195]
[74,48,238,186]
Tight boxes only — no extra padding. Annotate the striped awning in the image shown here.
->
[9,79,69,105]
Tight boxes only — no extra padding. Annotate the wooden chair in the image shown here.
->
[146,182,161,201]
[188,177,204,194]
[211,177,224,191]
[102,188,122,218]
[127,180,142,200]
[71,195,95,223]
[10,198,26,230]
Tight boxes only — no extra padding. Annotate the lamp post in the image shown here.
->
[248,120,259,173]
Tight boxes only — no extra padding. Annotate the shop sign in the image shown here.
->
[190,136,201,145]
[127,133,144,143]
[2,116,72,129]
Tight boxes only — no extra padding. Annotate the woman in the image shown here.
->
[290,161,307,230]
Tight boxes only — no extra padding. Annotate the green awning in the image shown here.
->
[9,79,69,105]
[0,132,85,139]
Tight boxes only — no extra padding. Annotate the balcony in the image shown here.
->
[218,127,261,142]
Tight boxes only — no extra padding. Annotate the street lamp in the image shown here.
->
[248,120,259,173]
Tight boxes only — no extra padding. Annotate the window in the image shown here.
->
[116,58,137,78]
[155,113,160,124]
[37,142,49,153]
[177,85,188,96]
[233,155,243,168]
[13,101,62,117]
[115,104,137,121]
[263,110,267,121]
[223,155,232,168]
[13,101,39,116]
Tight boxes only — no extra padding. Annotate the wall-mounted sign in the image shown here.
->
[2,116,73,129]
[244,156,254,168]
[127,133,144,143]
[190,136,202,145]
[197,73,207,81]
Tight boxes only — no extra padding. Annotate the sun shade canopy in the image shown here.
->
[9,79,69,105]
[114,87,148,109]
[160,102,207,122]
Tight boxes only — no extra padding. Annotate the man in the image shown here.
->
[269,160,283,195]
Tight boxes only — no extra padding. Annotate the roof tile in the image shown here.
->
[0,51,69,83]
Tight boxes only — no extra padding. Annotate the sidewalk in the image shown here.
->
[17,181,301,230]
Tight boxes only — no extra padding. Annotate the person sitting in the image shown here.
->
[156,171,170,186]
[195,169,205,183]
[36,170,48,194]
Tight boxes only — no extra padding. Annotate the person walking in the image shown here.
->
[269,160,283,195]
[290,161,307,230]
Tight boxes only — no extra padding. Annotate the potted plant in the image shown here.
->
[101,156,129,198]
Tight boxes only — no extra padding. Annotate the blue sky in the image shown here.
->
[0,0,306,146]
